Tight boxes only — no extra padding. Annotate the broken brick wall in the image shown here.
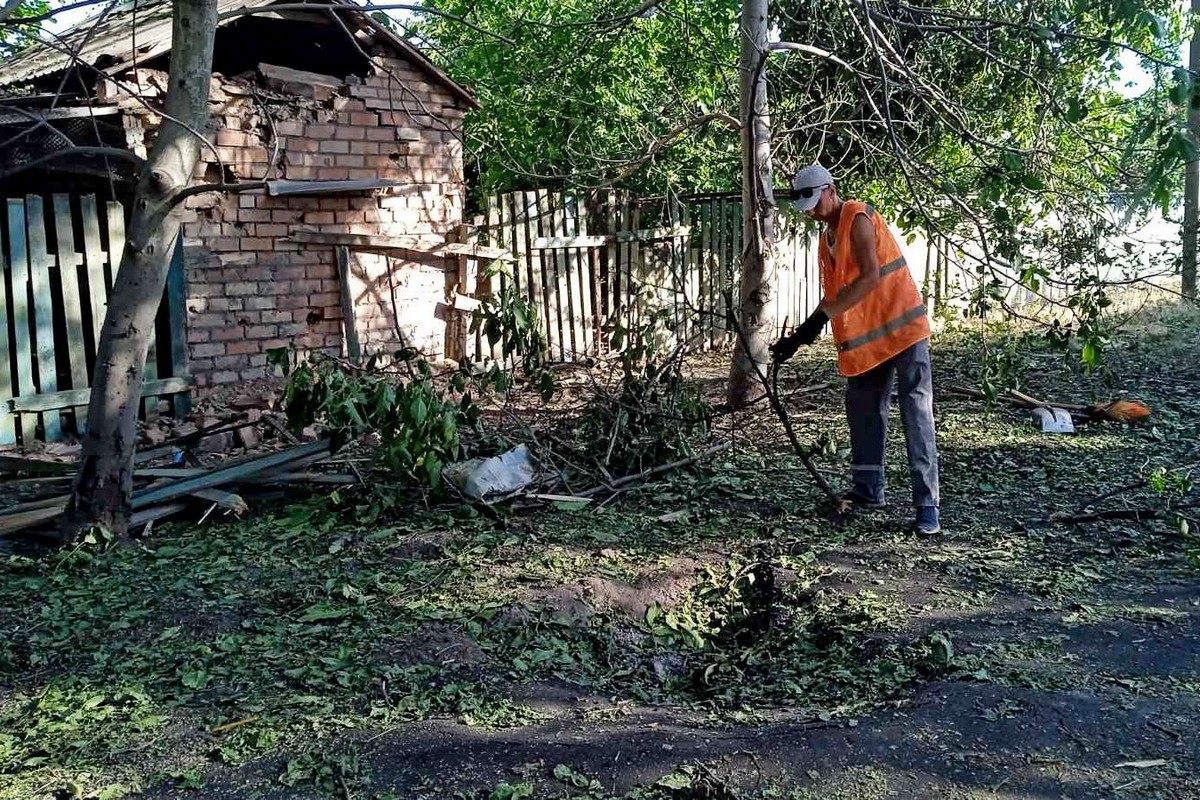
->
[116,56,468,389]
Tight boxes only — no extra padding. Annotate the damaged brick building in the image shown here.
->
[0,0,479,390]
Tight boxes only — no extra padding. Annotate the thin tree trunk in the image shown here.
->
[726,0,777,409]
[62,0,218,541]
[1185,0,1200,302]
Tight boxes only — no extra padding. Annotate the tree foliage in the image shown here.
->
[0,0,49,59]
[417,0,743,193]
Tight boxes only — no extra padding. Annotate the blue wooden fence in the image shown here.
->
[1,195,190,446]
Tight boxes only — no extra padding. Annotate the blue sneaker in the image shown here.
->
[915,506,941,536]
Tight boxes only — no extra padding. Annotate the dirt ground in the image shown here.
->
[3,302,1199,800]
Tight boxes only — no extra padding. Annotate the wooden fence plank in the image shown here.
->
[0,206,13,445]
[8,376,192,413]
[555,191,577,358]
[588,204,603,352]
[572,195,591,356]
[558,193,581,357]
[80,195,107,346]
[166,236,191,417]
[52,195,89,429]
[25,196,62,441]
[681,203,695,346]
[668,197,683,345]
[535,190,561,360]
[335,245,362,362]
[106,200,125,287]
[516,191,538,361]
[605,190,618,346]
[630,200,642,334]
[712,200,724,344]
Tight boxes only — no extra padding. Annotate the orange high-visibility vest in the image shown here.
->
[817,201,930,377]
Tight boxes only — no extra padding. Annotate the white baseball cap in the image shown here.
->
[791,164,833,211]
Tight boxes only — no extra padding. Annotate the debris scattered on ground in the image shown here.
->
[0,384,354,538]
[948,385,1152,426]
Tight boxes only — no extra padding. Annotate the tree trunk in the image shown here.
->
[62,0,218,541]
[726,0,777,409]
[1185,0,1200,302]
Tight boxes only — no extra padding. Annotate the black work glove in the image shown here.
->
[793,307,829,346]
[771,308,829,363]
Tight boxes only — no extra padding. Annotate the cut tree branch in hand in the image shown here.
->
[724,292,844,516]
[62,0,220,542]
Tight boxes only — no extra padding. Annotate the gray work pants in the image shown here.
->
[846,338,939,508]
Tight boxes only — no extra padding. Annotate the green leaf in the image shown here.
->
[181,669,210,690]
[299,603,349,622]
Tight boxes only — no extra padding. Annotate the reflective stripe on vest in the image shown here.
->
[839,303,928,352]
[879,255,907,277]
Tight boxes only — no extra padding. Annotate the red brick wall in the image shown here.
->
[155,57,469,388]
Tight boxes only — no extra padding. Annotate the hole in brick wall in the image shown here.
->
[197,15,373,82]
[202,162,238,185]
[388,152,402,163]
[306,309,325,326]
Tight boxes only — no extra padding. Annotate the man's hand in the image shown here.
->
[770,331,802,363]
[770,308,829,362]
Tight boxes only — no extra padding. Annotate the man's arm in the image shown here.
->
[820,213,880,319]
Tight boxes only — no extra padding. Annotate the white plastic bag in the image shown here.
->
[444,444,538,501]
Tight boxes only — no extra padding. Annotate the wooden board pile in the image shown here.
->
[0,416,353,539]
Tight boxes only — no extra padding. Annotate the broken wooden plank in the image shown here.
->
[134,467,209,479]
[191,488,248,515]
[131,441,329,510]
[258,62,344,89]
[0,105,120,125]
[529,225,691,250]
[1,493,70,515]
[288,228,514,261]
[335,245,362,362]
[243,472,357,485]
[0,455,75,475]
[0,505,63,536]
[7,377,191,413]
[129,502,188,529]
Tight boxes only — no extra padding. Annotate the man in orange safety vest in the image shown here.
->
[771,164,941,535]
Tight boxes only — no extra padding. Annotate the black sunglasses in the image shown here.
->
[794,183,828,200]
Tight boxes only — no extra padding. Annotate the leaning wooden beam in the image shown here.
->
[7,377,192,413]
[131,441,330,510]
[288,228,514,261]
